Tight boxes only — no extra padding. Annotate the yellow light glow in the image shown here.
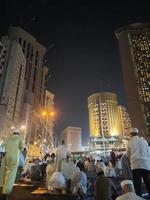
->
[42,111,47,116]
[50,111,55,116]
[21,125,25,130]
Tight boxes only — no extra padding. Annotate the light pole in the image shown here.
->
[23,104,30,146]
[42,110,55,148]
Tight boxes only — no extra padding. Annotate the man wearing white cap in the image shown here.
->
[116,180,144,200]
[127,128,150,197]
[94,167,118,200]
[0,128,23,200]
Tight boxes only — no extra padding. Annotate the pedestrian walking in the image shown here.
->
[0,128,23,200]
[56,140,67,172]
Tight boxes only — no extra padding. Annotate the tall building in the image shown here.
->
[0,36,26,138]
[88,93,122,138]
[115,23,150,135]
[8,26,48,143]
[61,127,82,152]
[0,41,6,75]
[118,106,132,140]
[43,90,55,148]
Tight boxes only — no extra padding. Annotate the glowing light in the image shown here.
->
[50,111,55,116]
[11,126,14,130]
[42,111,47,116]
[21,125,25,130]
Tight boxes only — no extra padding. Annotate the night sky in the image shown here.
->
[0,0,149,144]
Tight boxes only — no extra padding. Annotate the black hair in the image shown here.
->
[13,132,19,135]
[97,171,104,176]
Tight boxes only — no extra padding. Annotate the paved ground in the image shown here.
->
[4,184,79,200]
[0,178,149,200]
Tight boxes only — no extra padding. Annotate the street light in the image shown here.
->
[50,111,55,116]
[21,125,26,130]
[42,111,47,116]
[41,110,55,147]
[43,139,46,143]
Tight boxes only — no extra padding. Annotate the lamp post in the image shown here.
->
[42,110,55,148]
[23,104,30,146]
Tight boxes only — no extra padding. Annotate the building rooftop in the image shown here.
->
[115,22,150,38]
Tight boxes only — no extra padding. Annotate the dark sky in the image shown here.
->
[0,0,150,144]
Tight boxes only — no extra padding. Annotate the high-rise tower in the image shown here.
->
[8,27,48,143]
[88,93,122,138]
[118,106,132,140]
[0,36,26,137]
[115,23,150,135]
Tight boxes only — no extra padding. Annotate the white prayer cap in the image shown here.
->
[121,180,133,188]
[12,128,20,134]
[130,128,139,134]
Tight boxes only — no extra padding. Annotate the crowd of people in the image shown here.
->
[0,127,150,200]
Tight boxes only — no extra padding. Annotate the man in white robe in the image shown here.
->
[116,180,144,200]
[56,140,67,172]
[0,128,23,199]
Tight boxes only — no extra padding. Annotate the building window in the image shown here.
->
[27,43,31,50]
[30,46,33,61]
[19,38,22,45]
[36,51,38,57]
[23,40,26,48]
[32,67,37,92]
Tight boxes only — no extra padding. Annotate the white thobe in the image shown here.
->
[127,136,150,170]
[56,145,67,171]
[0,135,23,194]
[116,192,144,200]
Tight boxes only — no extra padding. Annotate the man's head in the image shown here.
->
[121,180,135,194]
[12,128,20,135]
[129,128,139,138]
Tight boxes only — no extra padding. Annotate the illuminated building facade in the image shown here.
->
[61,127,82,152]
[88,93,122,138]
[0,37,26,137]
[115,23,150,135]
[118,106,132,140]
[0,41,6,76]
